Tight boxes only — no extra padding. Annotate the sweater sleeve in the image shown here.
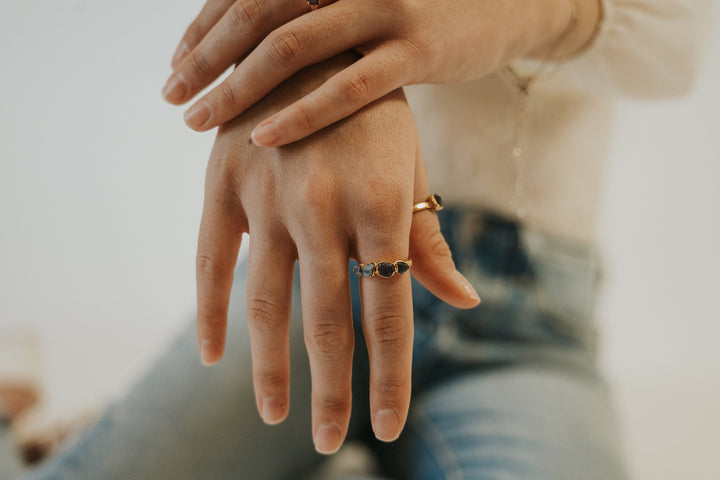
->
[561,0,711,98]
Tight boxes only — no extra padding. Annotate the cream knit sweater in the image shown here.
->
[407,0,705,242]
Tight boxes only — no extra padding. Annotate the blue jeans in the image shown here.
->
[6,207,627,480]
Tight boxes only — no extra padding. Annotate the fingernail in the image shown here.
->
[261,398,285,425]
[374,409,400,442]
[251,121,280,147]
[314,424,342,455]
[454,271,481,303]
[162,72,188,103]
[200,339,216,366]
[184,100,212,130]
[172,41,190,67]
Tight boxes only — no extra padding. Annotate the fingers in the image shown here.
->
[171,0,237,68]
[250,45,412,147]
[245,230,296,425]
[196,170,246,366]
[409,146,481,309]
[297,243,354,455]
[165,0,311,106]
[182,2,385,132]
[354,215,414,443]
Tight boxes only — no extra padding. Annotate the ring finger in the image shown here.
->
[355,231,414,442]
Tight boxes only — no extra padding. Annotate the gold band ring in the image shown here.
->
[353,259,412,279]
[413,194,444,214]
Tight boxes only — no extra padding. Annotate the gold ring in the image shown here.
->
[306,0,319,10]
[413,194,444,214]
[353,259,412,278]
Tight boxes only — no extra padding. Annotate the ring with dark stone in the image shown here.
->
[352,259,412,278]
[412,194,444,214]
[306,0,320,10]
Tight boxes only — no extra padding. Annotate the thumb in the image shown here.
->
[409,210,480,309]
[409,143,480,309]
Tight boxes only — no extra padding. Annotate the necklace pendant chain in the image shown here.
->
[500,0,579,222]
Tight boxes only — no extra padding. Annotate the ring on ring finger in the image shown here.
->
[353,259,412,279]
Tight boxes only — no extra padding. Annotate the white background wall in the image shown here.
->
[0,1,718,479]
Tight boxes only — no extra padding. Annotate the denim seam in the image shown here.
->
[412,403,464,480]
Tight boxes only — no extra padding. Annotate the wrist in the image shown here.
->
[513,0,602,61]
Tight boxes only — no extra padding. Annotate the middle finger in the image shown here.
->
[297,240,355,455]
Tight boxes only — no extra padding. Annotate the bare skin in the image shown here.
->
[195,52,479,454]
[163,0,601,144]
[0,383,38,421]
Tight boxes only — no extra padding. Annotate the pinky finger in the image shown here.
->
[250,45,413,147]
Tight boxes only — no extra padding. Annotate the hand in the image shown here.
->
[196,52,479,454]
[162,0,599,145]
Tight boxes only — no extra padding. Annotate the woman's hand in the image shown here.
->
[196,52,479,454]
[163,0,600,145]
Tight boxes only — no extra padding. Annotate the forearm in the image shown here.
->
[480,0,602,66]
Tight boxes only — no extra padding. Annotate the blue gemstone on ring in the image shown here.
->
[352,264,363,277]
[362,263,376,277]
[396,261,410,275]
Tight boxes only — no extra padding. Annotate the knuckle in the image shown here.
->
[370,314,411,345]
[426,228,452,258]
[266,29,302,67]
[188,50,213,79]
[255,370,288,391]
[298,171,338,210]
[185,20,205,44]
[306,322,352,357]
[317,395,351,416]
[229,0,265,29]
[247,294,285,334]
[355,186,406,232]
[196,253,229,283]
[373,379,404,400]
[197,311,225,331]
[340,72,371,105]
[217,82,239,107]
[293,102,316,132]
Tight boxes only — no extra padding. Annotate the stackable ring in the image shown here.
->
[353,259,412,279]
[412,194,444,214]
[306,0,320,10]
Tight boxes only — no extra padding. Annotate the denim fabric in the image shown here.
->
[9,207,627,480]
[0,422,24,479]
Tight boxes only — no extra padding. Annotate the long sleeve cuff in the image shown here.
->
[561,0,710,98]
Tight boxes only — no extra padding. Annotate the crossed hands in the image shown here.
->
[162,1,506,455]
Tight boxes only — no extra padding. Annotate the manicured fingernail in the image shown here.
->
[251,121,280,147]
[261,398,285,425]
[172,41,190,67]
[314,424,342,455]
[374,409,400,442]
[184,100,212,130]
[162,72,188,103]
[455,271,481,303]
[200,339,216,366]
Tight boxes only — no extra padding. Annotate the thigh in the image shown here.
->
[22,262,326,480]
[1,422,25,479]
[380,364,628,480]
